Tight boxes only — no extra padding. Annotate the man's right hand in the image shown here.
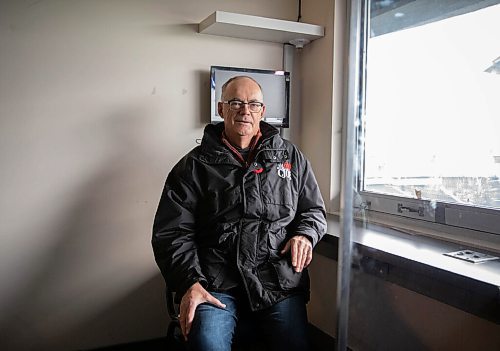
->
[179,282,226,340]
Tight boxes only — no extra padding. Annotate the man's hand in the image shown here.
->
[280,235,313,272]
[179,282,226,340]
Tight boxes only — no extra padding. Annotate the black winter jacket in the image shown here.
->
[152,122,326,311]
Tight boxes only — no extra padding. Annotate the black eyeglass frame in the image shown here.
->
[222,100,265,112]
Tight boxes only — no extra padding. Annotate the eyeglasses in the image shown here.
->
[223,100,264,113]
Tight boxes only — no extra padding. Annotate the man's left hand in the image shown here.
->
[280,235,313,272]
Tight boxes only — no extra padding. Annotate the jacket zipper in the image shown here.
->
[237,146,288,310]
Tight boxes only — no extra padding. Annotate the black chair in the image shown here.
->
[166,287,185,349]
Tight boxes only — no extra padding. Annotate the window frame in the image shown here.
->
[351,0,500,247]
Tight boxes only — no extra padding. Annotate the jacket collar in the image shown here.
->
[199,122,281,165]
[221,129,262,167]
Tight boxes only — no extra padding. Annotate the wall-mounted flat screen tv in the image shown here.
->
[210,66,290,128]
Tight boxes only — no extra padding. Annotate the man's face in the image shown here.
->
[218,77,265,139]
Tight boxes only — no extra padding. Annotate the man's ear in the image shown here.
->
[259,105,266,120]
[217,102,224,118]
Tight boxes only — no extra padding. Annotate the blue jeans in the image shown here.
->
[187,292,310,351]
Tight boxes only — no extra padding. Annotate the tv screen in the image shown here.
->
[210,66,290,128]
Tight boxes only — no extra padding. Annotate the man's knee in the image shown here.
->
[187,298,237,351]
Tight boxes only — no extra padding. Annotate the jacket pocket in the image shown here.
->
[258,151,294,204]
[258,164,297,222]
[257,258,308,292]
[260,166,295,207]
[271,259,308,291]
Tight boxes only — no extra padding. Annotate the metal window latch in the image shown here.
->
[397,203,424,217]
[444,250,499,264]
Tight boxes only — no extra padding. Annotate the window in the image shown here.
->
[353,0,500,238]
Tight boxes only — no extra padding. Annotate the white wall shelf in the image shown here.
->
[198,11,324,45]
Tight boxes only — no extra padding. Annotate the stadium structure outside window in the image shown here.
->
[353,0,500,244]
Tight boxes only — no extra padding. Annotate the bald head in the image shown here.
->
[221,76,263,102]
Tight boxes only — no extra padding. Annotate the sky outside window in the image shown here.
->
[363,3,500,208]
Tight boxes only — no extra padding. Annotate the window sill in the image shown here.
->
[315,214,500,323]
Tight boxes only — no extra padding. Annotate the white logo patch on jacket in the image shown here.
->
[277,161,292,180]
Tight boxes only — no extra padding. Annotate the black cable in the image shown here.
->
[297,0,302,22]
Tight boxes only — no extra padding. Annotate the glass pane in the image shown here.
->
[363,1,500,209]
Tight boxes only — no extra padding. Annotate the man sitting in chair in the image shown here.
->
[152,76,326,351]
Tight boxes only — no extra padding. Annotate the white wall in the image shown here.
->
[0,1,296,349]
[300,0,343,213]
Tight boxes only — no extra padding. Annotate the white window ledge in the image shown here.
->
[315,214,500,323]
